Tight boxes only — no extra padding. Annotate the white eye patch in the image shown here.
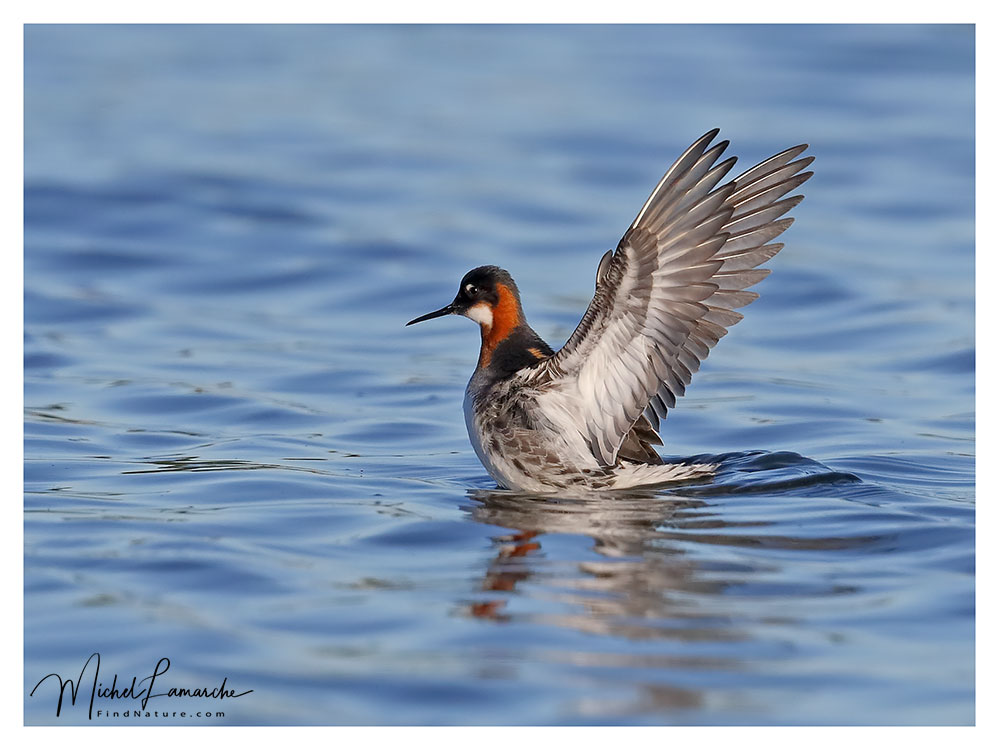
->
[464,302,493,327]
[465,283,477,295]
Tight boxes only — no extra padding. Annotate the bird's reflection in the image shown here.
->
[465,487,733,636]
[460,453,870,715]
[465,485,730,714]
[464,452,866,631]
[469,528,540,620]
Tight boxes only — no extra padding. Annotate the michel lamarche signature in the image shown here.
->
[30,653,252,719]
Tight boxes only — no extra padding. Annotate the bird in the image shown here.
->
[407,129,813,492]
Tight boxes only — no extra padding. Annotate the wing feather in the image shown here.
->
[525,131,812,465]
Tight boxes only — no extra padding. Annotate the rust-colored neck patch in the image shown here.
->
[478,283,521,368]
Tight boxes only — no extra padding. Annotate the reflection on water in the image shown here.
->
[468,491,720,628]
[466,452,872,631]
[461,453,894,718]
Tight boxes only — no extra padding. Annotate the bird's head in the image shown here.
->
[406,266,523,335]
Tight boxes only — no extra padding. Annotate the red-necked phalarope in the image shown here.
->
[407,130,813,492]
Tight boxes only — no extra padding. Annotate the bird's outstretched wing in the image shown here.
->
[525,129,813,466]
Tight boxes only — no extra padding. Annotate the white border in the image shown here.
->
[9,4,988,746]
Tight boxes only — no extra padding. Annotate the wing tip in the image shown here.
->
[690,129,724,158]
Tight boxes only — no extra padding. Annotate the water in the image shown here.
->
[24,25,974,725]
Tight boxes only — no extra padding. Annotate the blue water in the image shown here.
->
[24,25,974,725]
